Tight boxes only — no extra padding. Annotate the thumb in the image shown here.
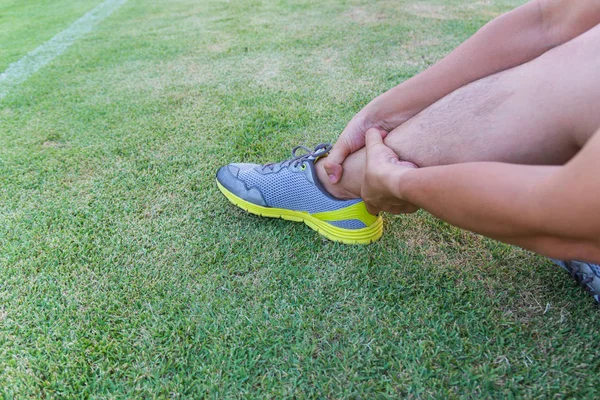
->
[322,142,350,184]
[366,128,401,166]
[323,146,349,184]
[365,127,384,149]
[365,202,381,216]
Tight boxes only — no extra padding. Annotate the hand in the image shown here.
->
[322,113,390,184]
[361,128,420,215]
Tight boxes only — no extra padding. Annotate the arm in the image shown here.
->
[325,0,600,182]
[390,129,600,263]
[363,0,600,131]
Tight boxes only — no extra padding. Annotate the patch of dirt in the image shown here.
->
[42,141,65,148]
[399,31,444,50]
[207,42,228,53]
[343,6,386,23]
[404,3,454,20]
[391,214,494,268]
[461,0,503,17]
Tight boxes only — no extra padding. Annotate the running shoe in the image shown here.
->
[216,143,382,244]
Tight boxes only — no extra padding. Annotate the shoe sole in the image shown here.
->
[216,180,383,245]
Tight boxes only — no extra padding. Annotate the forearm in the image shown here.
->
[364,1,552,129]
[397,163,600,261]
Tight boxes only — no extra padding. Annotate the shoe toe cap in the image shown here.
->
[216,164,267,207]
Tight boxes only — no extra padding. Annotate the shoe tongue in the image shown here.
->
[311,146,330,162]
[301,155,318,184]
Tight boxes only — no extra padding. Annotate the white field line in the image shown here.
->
[0,0,127,100]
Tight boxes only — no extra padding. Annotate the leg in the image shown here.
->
[318,24,600,199]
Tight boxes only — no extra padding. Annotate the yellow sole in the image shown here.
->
[216,180,382,245]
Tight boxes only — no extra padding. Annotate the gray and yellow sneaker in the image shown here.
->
[553,260,600,304]
[216,144,382,244]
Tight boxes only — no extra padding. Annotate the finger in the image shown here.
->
[397,160,419,169]
[365,128,384,149]
[322,160,343,184]
[403,204,420,214]
[386,206,404,215]
[365,129,401,167]
[394,204,419,214]
[365,201,381,216]
[324,135,356,184]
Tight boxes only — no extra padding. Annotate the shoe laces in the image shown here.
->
[263,143,331,171]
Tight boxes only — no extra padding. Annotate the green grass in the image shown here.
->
[0,0,102,71]
[1,0,599,397]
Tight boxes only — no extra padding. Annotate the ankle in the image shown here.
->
[314,159,360,200]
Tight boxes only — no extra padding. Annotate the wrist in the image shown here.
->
[363,91,420,132]
[391,167,420,203]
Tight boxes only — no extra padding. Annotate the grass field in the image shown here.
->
[1,0,599,397]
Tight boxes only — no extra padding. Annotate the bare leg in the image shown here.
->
[318,24,600,199]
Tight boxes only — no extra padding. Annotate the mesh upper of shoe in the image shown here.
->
[234,163,362,215]
[327,219,367,229]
